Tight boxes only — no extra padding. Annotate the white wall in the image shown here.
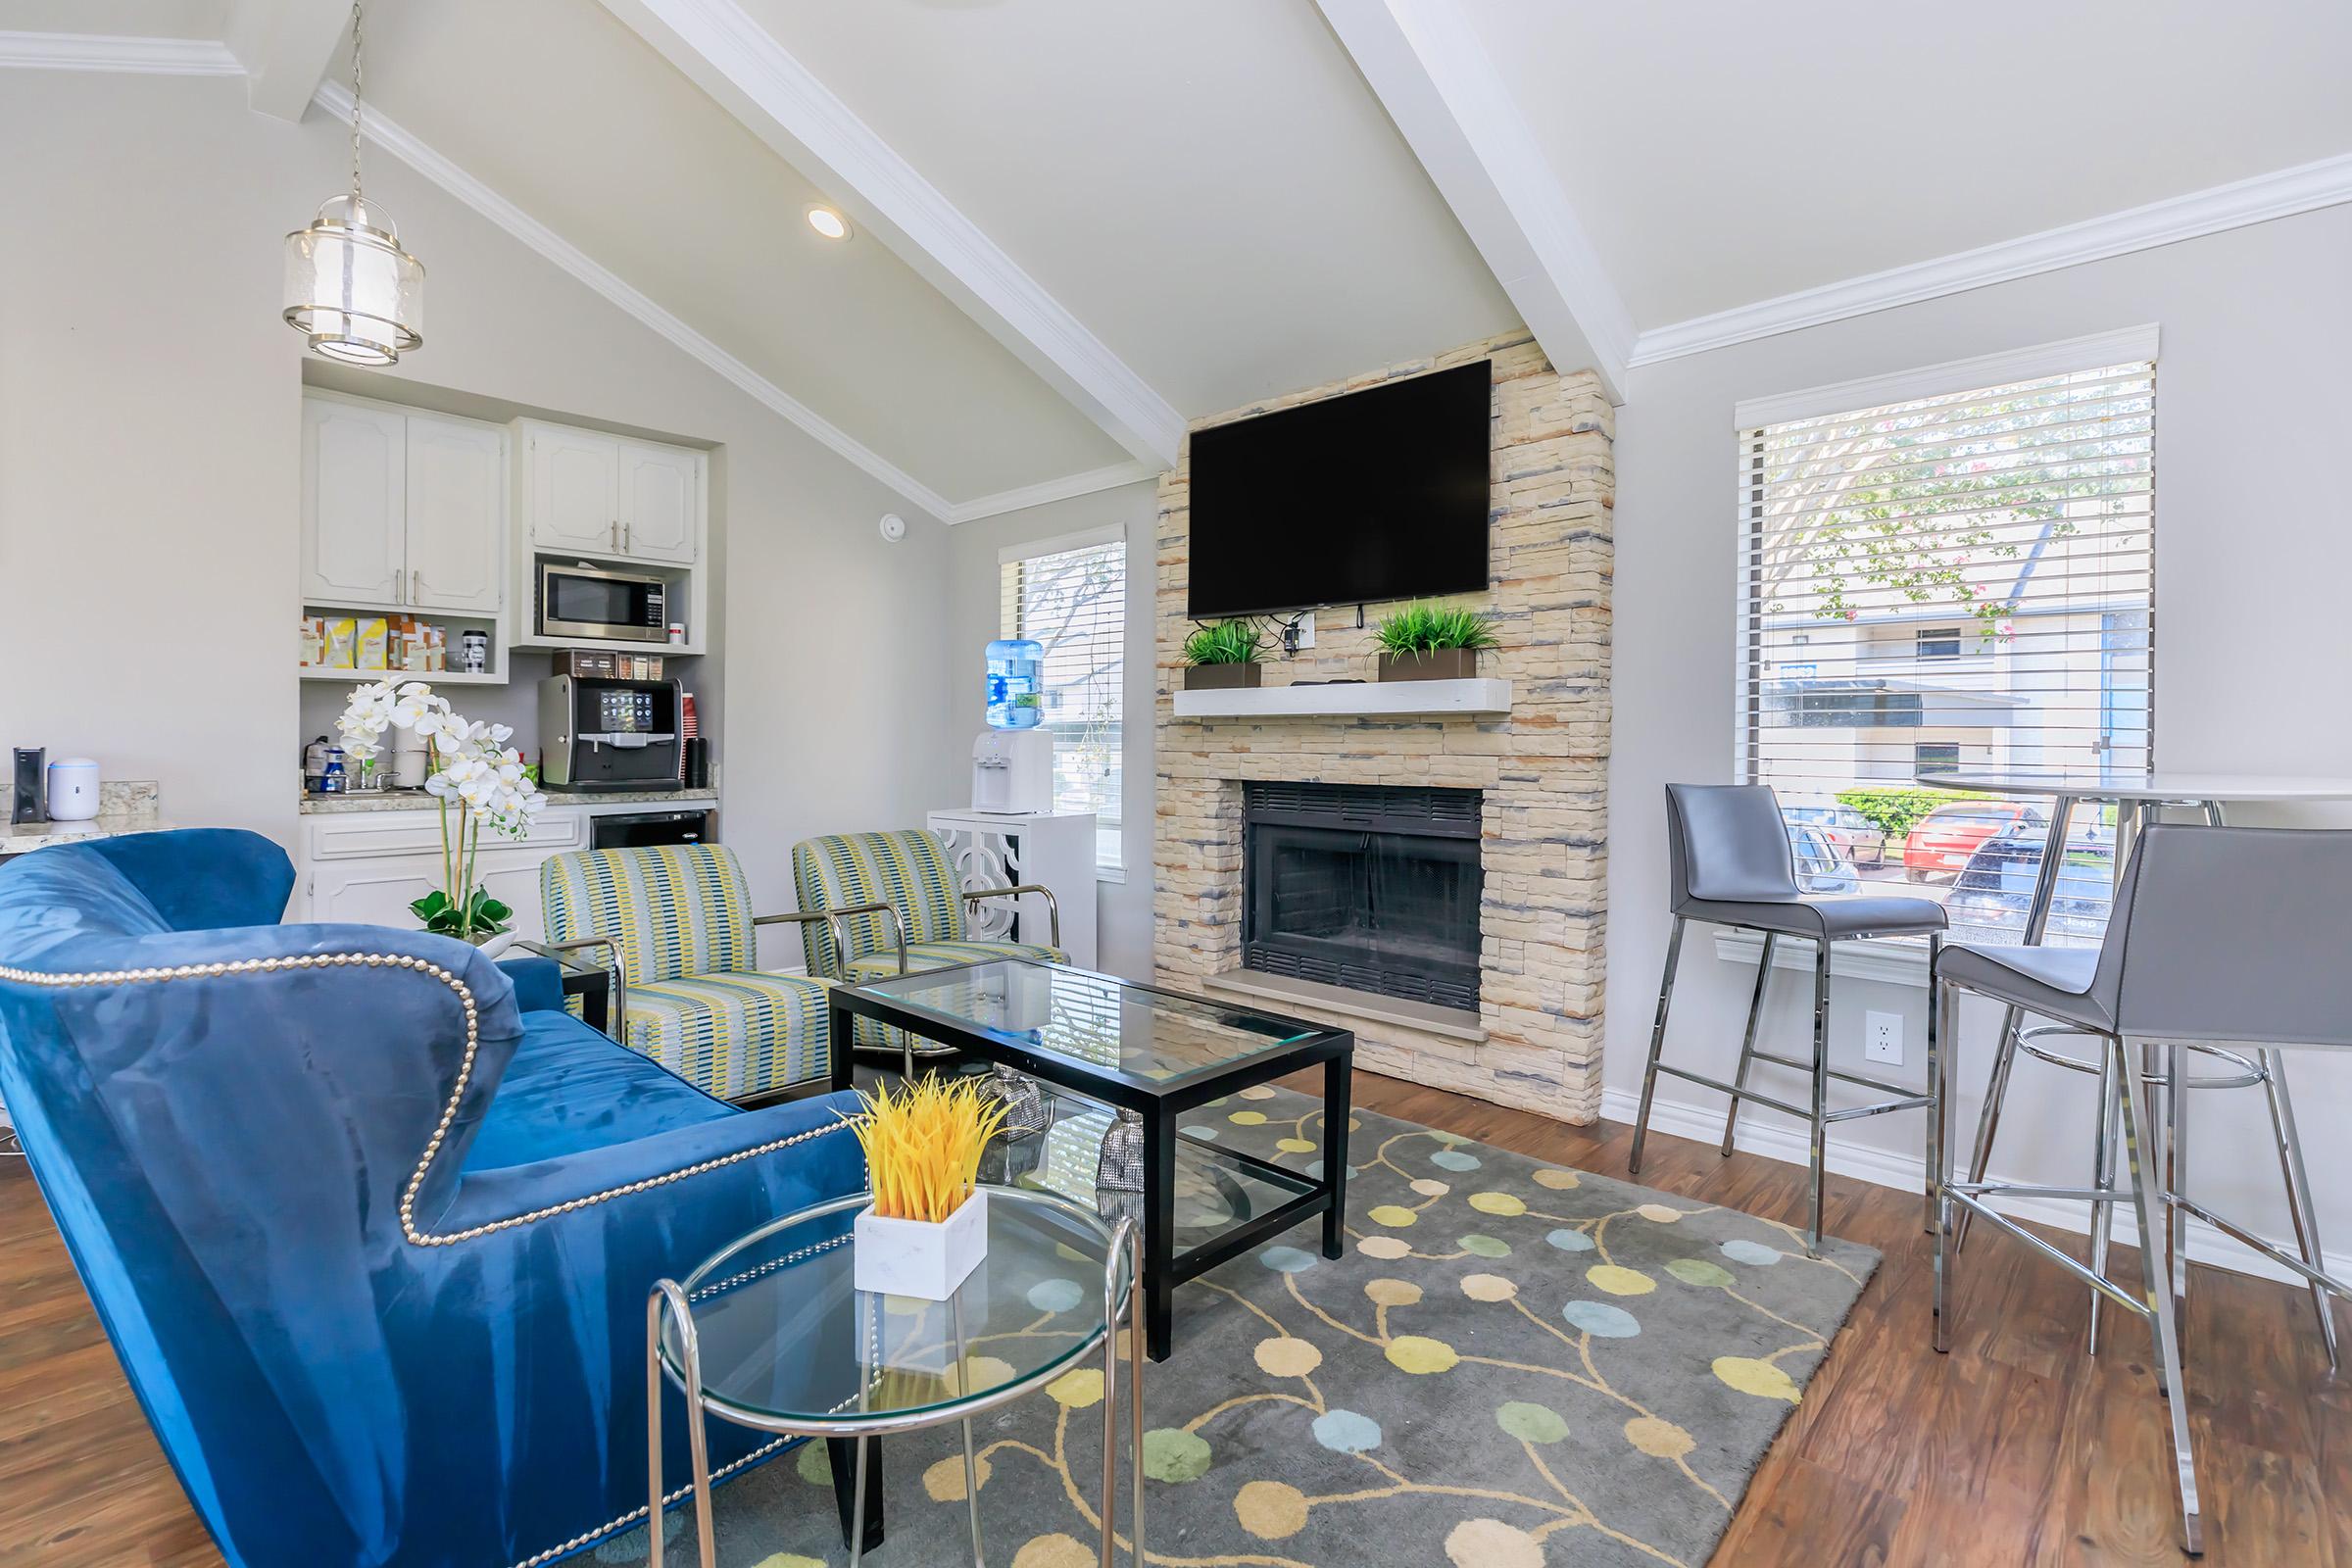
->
[1610,204,2352,1276]
[942,481,1160,979]
[0,71,956,928]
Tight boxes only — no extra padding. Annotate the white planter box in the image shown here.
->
[854,1189,989,1300]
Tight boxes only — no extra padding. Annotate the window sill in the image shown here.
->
[1710,928,1931,988]
[1096,867,1126,885]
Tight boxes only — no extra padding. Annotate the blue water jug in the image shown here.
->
[985,638,1045,729]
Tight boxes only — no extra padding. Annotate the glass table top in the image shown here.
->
[662,1188,1125,1427]
[851,959,1325,1089]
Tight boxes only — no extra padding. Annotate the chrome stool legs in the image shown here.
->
[2259,1048,2339,1371]
[1631,918,1939,1258]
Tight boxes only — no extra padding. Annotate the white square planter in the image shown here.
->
[854,1189,989,1300]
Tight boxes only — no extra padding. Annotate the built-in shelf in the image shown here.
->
[1172,676,1511,719]
[509,635,705,657]
[298,667,506,685]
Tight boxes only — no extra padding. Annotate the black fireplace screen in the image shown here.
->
[1242,783,1482,1012]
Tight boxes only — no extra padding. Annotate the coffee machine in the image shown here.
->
[971,729,1054,814]
[538,674,684,789]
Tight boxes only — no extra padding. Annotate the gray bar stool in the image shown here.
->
[1631,784,1948,1253]
[1932,823,2352,1558]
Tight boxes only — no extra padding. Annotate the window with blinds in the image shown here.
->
[1002,530,1126,873]
[1736,347,2155,944]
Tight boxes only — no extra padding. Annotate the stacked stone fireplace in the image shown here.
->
[1152,331,1614,1124]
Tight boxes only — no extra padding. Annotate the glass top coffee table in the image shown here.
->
[828,958,1354,1360]
[650,1187,1144,1568]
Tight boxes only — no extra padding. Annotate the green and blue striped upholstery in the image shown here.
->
[541,845,829,1100]
[791,828,1068,1054]
[791,830,968,980]
[625,972,829,1099]
[542,844,752,986]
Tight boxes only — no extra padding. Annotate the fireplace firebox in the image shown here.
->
[1242,782,1483,1012]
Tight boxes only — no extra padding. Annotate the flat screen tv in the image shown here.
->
[1186,359,1491,619]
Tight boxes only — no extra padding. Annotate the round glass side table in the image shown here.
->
[649,1187,1144,1568]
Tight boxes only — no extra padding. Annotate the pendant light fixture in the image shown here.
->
[282,0,422,365]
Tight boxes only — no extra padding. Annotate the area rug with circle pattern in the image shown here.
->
[594,1085,1879,1568]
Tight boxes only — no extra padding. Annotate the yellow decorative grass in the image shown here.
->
[841,1075,1010,1223]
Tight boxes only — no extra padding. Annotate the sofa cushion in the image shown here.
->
[464,1008,735,1170]
[625,970,832,1100]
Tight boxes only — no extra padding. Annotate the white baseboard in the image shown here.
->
[1597,1085,2349,1292]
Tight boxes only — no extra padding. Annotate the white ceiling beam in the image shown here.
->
[1316,0,1633,405]
[225,0,349,122]
[595,0,1183,470]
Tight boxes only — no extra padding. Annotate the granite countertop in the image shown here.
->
[0,782,170,857]
[300,785,718,815]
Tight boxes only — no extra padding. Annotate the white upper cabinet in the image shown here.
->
[518,421,703,564]
[404,414,505,612]
[616,439,699,564]
[301,398,407,605]
[522,420,622,555]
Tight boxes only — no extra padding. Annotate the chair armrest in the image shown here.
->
[514,936,626,1041]
[820,901,907,977]
[964,884,1061,951]
[431,1090,867,1245]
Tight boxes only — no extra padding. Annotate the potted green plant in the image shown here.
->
[1183,618,1265,690]
[1373,602,1498,682]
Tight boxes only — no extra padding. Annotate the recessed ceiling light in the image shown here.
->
[807,206,850,241]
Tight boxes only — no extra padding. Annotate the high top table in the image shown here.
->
[1915,768,2352,1252]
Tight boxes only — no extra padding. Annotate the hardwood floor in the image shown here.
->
[0,1069,2341,1567]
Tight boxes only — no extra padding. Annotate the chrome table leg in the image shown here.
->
[2087,1051,2119,1356]
[953,1294,985,1568]
[1922,934,1942,1236]
[2166,1043,2190,1343]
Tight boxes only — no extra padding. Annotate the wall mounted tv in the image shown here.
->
[1186,359,1492,619]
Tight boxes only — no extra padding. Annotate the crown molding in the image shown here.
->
[1631,149,2352,368]
[0,29,240,74]
[944,461,1160,526]
[601,0,1185,469]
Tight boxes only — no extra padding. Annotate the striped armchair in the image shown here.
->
[792,828,1066,1055]
[539,843,842,1102]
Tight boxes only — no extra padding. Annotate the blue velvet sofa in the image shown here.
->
[0,830,868,1568]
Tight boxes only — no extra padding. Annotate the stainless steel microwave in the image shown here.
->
[538,561,668,644]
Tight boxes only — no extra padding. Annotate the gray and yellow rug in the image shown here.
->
[599,1088,1878,1568]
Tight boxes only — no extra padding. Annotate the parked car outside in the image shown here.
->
[1781,803,1887,868]
[1945,826,2115,946]
[1901,800,2046,883]
[1787,822,1860,894]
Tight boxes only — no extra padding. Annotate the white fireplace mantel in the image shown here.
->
[1171,677,1513,719]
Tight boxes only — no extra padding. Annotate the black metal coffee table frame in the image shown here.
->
[828,958,1353,1361]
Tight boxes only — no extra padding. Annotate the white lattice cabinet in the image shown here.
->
[925,808,1099,971]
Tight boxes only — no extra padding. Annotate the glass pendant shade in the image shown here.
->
[283,194,423,365]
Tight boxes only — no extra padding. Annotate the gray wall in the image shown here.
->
[942,481,1160,979]
[0,71,957,941]
[1610,203,2352,1276]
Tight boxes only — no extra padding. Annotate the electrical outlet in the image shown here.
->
[1282,612,1316,653]
[1864,1010,1903,1066]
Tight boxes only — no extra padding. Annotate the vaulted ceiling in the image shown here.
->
[8,0,2351,521]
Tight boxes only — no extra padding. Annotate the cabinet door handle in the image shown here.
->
[611,520,619,551]
[411,568,421,603]
[622,519,632,553]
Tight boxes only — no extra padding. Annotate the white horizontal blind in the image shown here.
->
[1736,357,2155,943]
[1002,533,1125,873]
